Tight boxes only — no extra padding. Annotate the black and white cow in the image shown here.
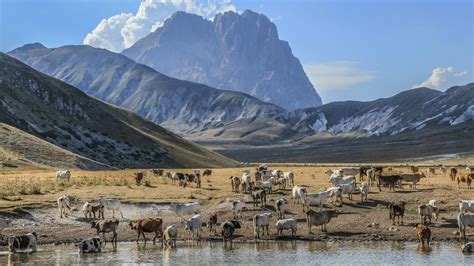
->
[75,236,103,253]
[8,232,37,253]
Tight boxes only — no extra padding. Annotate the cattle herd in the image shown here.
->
[3,164,474,254]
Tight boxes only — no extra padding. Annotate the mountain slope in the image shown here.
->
[122,10,322,110]
[0,53,235,168]
[8,44,284,135]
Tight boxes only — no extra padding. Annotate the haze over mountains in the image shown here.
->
[122,10,322,110]
[0,53,235,169]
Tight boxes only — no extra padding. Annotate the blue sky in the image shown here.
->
[1,0,472,103]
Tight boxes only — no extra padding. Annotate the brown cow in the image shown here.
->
[134,172,144,185]
[410,166,419,173]
[129,218,163,244]
[202,169,212,177]
[457,173,472,190]
[206,214,218,235]
[415,223,431,247]
[389,201,406,225]
[229,176,241,192]
[450,167,458,181]
[91,219,119,247]
[152,169,164,176]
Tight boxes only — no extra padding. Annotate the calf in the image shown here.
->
[129,218,163,244]
[162,225,178,248]
[282,172,295,187]
[338,181,355,201]
[75,236,103,253]
[251,190,267,208]
[241,173,252,193]
[457,173,472,189]
[306,209,338,234]
[418,204,439,224]
[359,182,369,202]
[82,202,104,219]
[206,214,218,235]
[8,232,37,253]
[57,195,78,218]
[458,212,474,240]
[230,176,241,193]
[325,187,342,205]
[400,174,424,189]
[389,202,406,225]
[232,200,245,219]
[253,213,272,239]
[276,219,297,237]
[292,185,307,204]
[91,219,119,247]
[378,175,403,192]
[459,200,474,213]
[221,220,241,243]
[99,199,124,219]
[184,214,203,240]
[415,223,431,246]
[275,198,287,219]
[56,170,71,182]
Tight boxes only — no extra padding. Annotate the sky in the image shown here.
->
[0,0,472,103]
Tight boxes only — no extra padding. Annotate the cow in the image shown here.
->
[75,236,103,253]
[251,190,267,208]
[91,219,119,247]
[57,195,78,218]
[202,169,212,177]
[367,168,376,186]
[415,223,431,247]
[400,173,424,189]
[134,172,144,185]
[338,181,355,201]
[163,225,178,248]
[165,172,178,185]
[410,166,419,173]
[82,202,104,220]
[170,202,201,217]
[359,166,371,181]
[282,172,295,187]
[232,200,245,219]
[292,186,307,204]
[329,175,356,186]
[460,200,474,213]
[458,212,474,240]
[306,209,338,234]
[152,169,164,176]
[428,167,436,175]
[275,219,297,238]
[185,173,201,188]
[277,177,287,190]
[377,175,403,192]
[462,242,474,253]
[275,198,287,219]
[389,202,406,225]
[99,199,124,218]
[359,182,369,202]
[206,214,218,235]
[129,218,163,244]
[230,176,241,193]
[183,214,203,240]
[303,191,332,211]
[241,173,252,193]
[450,167,458,181]
[8,232,37,253]
[253,213,272,239]
[325,187,342,205]
[221,220,241,244]
[418,204,439,224]
[271,170,283,178]
[56,170,71,182]
[257,178,275,194]
[457,173,472,189]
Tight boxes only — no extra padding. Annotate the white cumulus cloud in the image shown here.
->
[303,61,375,91]
[412,66,468,90]
[83,0,236,52]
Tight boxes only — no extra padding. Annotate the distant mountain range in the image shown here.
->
[122,10,322,110]
[0,53,235,169]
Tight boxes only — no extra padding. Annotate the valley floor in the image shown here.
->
[0,165,472,244]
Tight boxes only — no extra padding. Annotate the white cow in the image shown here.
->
[292,185,307,204]
[232,200,245,219]
[458,212,474,240]
[56,170,71,182]
[184,214,203,240]
[418,203,439,223]
[460,200,474,213]
[241,173,252,190]
[170,202,201,217]
[275,218,297,237]
[367,168,376,186]
[329,175,356,186]
[303,191,331,211]
[253,213,272,239]
[99,199,124,218]
[359,182,369,202]
[275,198,287,219]
[282,172,295,187]
[57,195,78,218]
[338,181,356,201]
[325,187,342,204]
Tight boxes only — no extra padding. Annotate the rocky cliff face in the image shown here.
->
[122,10,322,110]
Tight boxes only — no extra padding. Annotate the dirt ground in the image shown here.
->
[0,165,472,245]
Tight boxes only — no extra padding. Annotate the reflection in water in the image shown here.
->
[1,241,472,265]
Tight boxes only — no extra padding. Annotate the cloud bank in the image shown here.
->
[83,0,236,52]
[304,61,375,91]
[412,66,467,90]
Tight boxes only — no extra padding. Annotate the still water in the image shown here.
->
[1,241,472,265]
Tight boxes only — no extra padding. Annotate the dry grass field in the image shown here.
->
[0,164,472,244]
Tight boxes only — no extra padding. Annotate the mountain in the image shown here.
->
[8,44,284,135]
[0,53,235,169]
[122,10,322,110]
